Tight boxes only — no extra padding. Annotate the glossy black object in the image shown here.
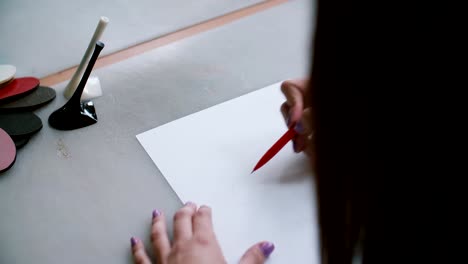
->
[49,41,104,130]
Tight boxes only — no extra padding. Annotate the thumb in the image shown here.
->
[239,241,275,264]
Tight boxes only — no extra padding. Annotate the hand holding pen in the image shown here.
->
[252,78,315,173]
[280,78,314,157]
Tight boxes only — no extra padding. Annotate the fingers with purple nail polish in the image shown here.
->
[239,241,275,263]
[131,203,231,263]
[260,242,275,257]
[152,209,161,219]
[130,236,152,264]
[294,121,304,134]
[130,236,138,247]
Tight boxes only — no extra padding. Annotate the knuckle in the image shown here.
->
[150,233,157,243]
[134,252,146,264]
[174,208,192,220]
[280,102,289,112]
[281,80,292,91]
[172,241,187,252]
[150,228,164,242]
[302,109,312,120]
[195,234,212,246]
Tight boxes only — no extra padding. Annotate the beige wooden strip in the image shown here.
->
[40,0,289,87]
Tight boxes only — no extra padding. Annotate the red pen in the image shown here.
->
[251,125,297,173]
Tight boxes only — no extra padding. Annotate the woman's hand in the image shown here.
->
[131,202,275,264]
[280,79,314,156]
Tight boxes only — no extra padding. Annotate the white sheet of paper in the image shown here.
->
[137,82,320,263]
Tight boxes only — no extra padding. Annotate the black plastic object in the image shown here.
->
[12,135,30,149]
[0,86,56,112]
[0,112,43,137]
[48,41,104,130]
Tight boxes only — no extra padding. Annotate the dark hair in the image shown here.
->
[310,0,382,262]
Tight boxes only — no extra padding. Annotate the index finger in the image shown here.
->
[151,210,170,263]
[282,79,309,94]
[193,205,214,237]
[281,79,309,123]
[173,202,197,242]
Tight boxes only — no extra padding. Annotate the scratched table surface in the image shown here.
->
[0,0,312,263]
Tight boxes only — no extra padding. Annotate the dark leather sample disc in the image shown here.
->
[0,112,43,137]
[0,86,56,112]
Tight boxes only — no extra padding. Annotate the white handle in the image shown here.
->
[64,16,109,99]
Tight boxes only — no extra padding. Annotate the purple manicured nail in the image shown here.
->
[152,209,161,218]
[287,109,293,127]
[130,237,138,247]
[294,121,304,134]
[260,242,275,257]
[293,140,297,152]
